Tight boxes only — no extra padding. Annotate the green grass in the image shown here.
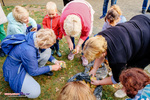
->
[0,5,127,100]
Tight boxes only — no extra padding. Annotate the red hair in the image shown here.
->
[119,68,150,98]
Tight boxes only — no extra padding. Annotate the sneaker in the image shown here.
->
[142,9,146,14]
[56,51,62,57]
[114,89,127,98]
[81,56,88,66]
[100,15,105,19]
[51,49,55,55]
[68,52,75,60]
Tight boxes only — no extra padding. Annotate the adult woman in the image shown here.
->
[2,29,64,98]
[83,14,150,85]
[60,0,95,66]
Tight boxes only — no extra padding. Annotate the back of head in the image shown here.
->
[64,15,82,37]
[12,6,29,22]
[35,29,56,48]
[46,1,57,12]
[57,81,96,100]
[105,5,122,26]
[119,68,150,98]
[83,35,107,62]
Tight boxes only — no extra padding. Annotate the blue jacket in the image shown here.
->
[7,12,37,35]
[2,32,54,93]
[126,84,150,100]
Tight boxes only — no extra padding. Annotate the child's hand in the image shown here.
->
[51,65,61,71]
[68,42,73,50]
[30,27,37,32]
[55,60,65,65]
[89,69,97,77]
[75,45,80,54]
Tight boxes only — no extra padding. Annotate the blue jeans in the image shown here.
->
[26,24,41,34]
[102,0,117,16]
[50,39,59,51]
[142,0,150,10]
[70,36,89,55]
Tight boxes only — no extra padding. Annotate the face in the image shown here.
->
[47,9,57,18]
[21,15,29,24]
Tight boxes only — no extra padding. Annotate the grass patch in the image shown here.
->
[0,5,127,100]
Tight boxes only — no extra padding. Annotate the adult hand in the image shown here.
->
[89,68,97,77]
[68,42,73,50]
[55,60,65,65]
[30,27,37,32]
[75,45,80,54]
[51,65,61,71]
[91,79,100,86]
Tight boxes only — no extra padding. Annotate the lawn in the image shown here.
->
[0,5,127,100]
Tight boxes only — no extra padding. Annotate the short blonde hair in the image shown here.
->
[64,15,82,37]
[105,5,122,26]
[57,81,96,100]
[35,29,56,48]
[12,6,29,22]
[83,35,107,61]
[46,1,57,11]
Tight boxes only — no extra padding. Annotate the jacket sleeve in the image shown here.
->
[10,26,23,34]
[29,17,37,28]
[42,16,48,29]
[21,49,50,76]
[57,18,63,39]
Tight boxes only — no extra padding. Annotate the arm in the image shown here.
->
[91,76,113,85]
[29,17,37,28]
[42,16,48,29]
[21,49,50,76]
[57,19,63,39]
[75,38,84,53]
[89,56,105,76]
[65,35,73,50]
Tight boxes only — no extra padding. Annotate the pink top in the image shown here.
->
[60,2,91,41]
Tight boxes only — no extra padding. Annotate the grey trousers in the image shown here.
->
[21,48,51,98]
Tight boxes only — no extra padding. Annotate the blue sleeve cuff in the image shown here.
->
[111,76,117,84]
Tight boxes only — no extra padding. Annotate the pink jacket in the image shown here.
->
[60,2,91,41]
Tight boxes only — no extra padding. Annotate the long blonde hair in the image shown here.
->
[57,81,96,100]
[83,35,107,61]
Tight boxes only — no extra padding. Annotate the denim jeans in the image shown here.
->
[102,0,117,16]
[142,0,150,10]
[70,36,89,55]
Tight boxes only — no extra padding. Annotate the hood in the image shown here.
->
[7,12,23,26]
[25,32,36,47]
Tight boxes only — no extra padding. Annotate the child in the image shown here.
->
[102,5,126,31]
[7,6,41,35]
[57,81,96,100]
[60,0,95,66]
[119,68,150,99]
[42,1,63,57]
[0,3,7,57]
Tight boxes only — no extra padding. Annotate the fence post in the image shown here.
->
[2,0,5,6]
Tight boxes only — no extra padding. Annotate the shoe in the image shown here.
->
[142,9,146,14]
[81,56,88,66]
[114,89,127,98]
[56,51,62,57]
[100,15,105,19]
[51,49,55,55]
[68,52,75,60]
[44,71,53,76]
[147,9,150,13]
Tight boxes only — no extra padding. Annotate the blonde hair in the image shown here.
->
[105,5,122,26]
[12,6,29,22]
[46,1,57,12]
[63,15,82,37]
[35,29,56,48]
[57,81,96,100]
[83,35,107,61]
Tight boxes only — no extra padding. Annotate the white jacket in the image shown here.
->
[0,3,7,25]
